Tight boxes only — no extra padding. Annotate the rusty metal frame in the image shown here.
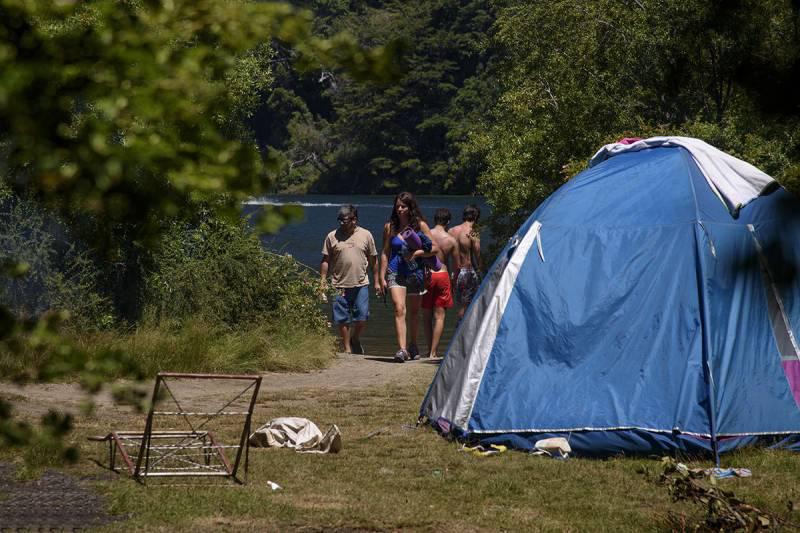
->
[90,372,262,484]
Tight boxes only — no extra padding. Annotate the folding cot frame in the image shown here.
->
[90,372,262,484]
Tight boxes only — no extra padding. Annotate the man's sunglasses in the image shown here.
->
[337,216,355,223]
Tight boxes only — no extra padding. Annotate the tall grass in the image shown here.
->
[0,319,334,378]
[84,319,335,375]
[0,201,335,379]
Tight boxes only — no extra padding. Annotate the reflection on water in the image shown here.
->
[245,194,490,357]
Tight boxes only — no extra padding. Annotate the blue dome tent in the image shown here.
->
[420,138,800,461]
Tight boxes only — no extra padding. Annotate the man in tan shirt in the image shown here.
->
[320,205,379,354]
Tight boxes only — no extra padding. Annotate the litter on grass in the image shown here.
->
[707,467,752,479]
[532,437,571,459]
[249,417,342,454]
[460,444,508,457]
[674,462,752,479]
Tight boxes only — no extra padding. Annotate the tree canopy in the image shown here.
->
[262,0,498,194]
[467,0,800,238]
[1,0,398,239]
[244,0,800,233]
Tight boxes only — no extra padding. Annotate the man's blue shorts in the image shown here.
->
[332,285,370,324]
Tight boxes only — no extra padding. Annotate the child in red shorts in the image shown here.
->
[422,269,453,358]
[422,208,458,358]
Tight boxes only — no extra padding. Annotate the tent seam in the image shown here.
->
[681,148,721,463]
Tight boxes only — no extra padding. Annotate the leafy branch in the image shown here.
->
[656,457,797,531]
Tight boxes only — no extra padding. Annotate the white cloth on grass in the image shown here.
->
[249,417,342,454]
[532,437,571,459]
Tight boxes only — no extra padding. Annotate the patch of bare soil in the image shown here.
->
[0,354,440,419]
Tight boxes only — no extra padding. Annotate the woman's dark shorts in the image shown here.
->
[385,270,426,296]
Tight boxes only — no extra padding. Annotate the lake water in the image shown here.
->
[243,194,491,356]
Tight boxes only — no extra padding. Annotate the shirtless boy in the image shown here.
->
[449,204,481,321]
[422,208,457,358]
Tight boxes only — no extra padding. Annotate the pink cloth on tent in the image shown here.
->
[618,137,642,145]
[783,360,800,406]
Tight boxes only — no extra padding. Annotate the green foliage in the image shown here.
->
[469,0,800,244]
[145,214,328,333]
[0,0,399,239]
[220,43,277,140]
[322,0,496,194]
[0,195,113,330]
[0,0,395,458]
[264,0,498,194]
[45,249,116,331]
[657,457,795,531]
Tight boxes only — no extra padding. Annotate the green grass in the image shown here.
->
[0,318,336,378]
[6,376,798,532]
[95,319,336,374]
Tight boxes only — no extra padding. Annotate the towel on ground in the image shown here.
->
[249,417,342,454]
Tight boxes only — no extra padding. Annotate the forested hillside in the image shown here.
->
[266,0,800,237]
[261,0,497,194]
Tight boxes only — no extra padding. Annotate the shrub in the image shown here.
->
[0,195,113,330]
[145,214,328,335]
[0,198,334,377]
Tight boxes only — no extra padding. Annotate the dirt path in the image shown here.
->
[0,354,441,418]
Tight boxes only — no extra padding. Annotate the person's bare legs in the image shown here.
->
[407,294,422,354]
[430,307,446,357]
[351,320,367,353]
[390,287,407,351]
[337,323,351,353]
[423,308,434,357]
